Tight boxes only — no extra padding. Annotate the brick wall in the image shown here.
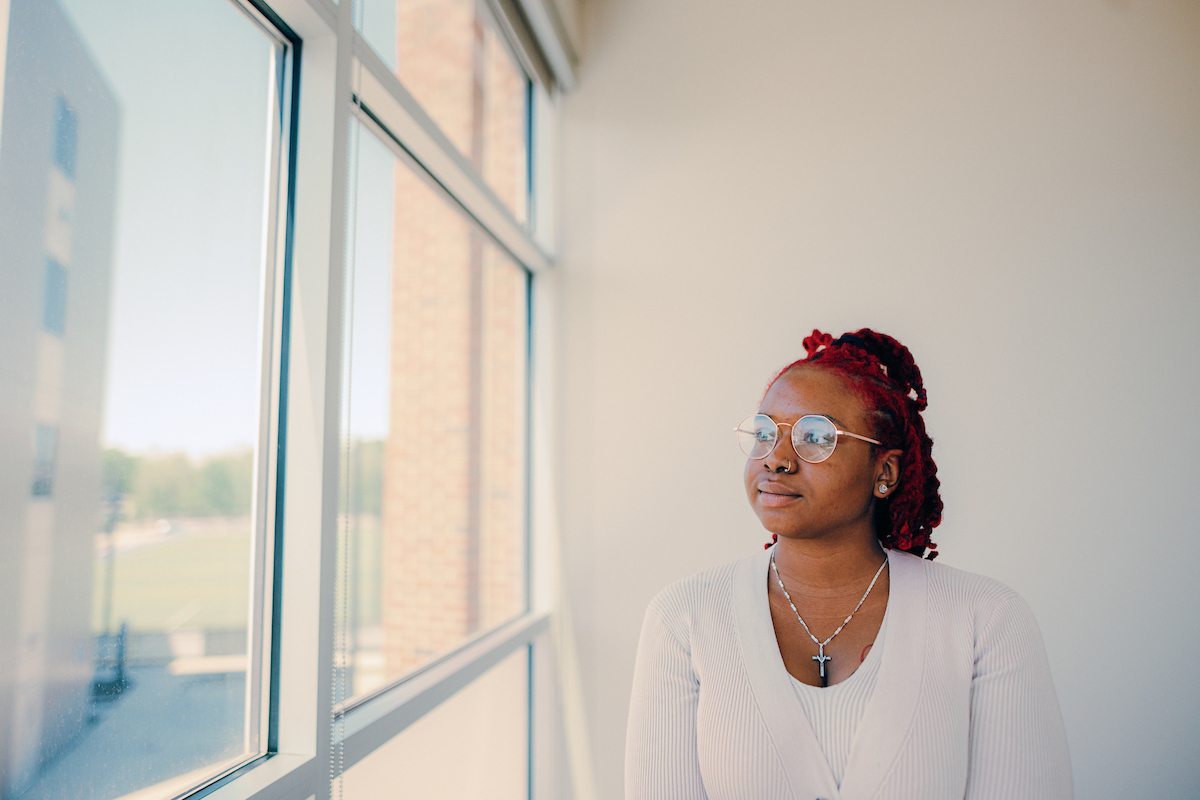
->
[378,0,529,678]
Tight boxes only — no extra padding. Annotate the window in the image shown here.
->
[53,95,77,181]
[0,0,570,798]
[357,0,531,222]
[338,117,529,704]
[0,0,289,797]
[42,258,67,336]
[31,424,58,497]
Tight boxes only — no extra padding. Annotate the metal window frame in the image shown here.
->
[233,0,301,762]
[159,0,570,797]
[501,0,578,93]
[340,613,549,768]
[185,0,347,797]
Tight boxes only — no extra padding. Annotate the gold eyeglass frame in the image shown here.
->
[735,413,882,464]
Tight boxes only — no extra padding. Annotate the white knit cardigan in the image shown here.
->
[625,546,1073,800]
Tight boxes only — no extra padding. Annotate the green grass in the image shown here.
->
[92,530,251,633]
[91,516,384,634]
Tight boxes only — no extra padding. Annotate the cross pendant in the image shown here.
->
[812,649,831,688]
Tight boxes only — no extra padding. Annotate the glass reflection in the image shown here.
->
[0,0,279,797]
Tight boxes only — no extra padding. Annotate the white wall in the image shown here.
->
[553,1,1200,797]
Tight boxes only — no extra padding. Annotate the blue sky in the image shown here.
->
[58,0,274,456]
[344,120,397,443]
[3,0,402,455]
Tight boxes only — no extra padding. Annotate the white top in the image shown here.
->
[790,605,888,787]
[625,546,1073,800]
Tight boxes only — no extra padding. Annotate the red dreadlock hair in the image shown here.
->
[764,329,943,559]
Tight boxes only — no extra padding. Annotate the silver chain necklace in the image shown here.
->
[770,547,889,687]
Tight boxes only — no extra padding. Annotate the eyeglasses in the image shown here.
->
[735,414,881,464]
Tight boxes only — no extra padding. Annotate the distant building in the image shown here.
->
[379,0,528,679]
[0,0,119,795]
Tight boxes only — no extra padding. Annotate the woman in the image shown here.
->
[625,329,1072,800]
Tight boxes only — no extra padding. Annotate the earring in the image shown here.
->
[786,460,793,473]
[878,483,888,494]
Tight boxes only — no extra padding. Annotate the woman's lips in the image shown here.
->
[757,482,801,507]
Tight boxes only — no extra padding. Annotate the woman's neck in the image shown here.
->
[772,532,887,593]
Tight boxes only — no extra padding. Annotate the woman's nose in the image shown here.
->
[763,424,796,472]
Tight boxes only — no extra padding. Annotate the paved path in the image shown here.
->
[20,666,246,800]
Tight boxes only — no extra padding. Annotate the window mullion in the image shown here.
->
[265,0,352,770]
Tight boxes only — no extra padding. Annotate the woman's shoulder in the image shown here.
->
[892,549,1034,629]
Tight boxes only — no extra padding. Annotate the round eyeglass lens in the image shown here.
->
[792,415,838,463]
[736,414,778,458]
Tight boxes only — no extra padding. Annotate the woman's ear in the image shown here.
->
[874,449,904,496]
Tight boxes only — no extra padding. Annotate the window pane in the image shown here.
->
[0,1,281,797]
[339,121,528,703]
[357,0,530,222]
[342,646,529,799]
